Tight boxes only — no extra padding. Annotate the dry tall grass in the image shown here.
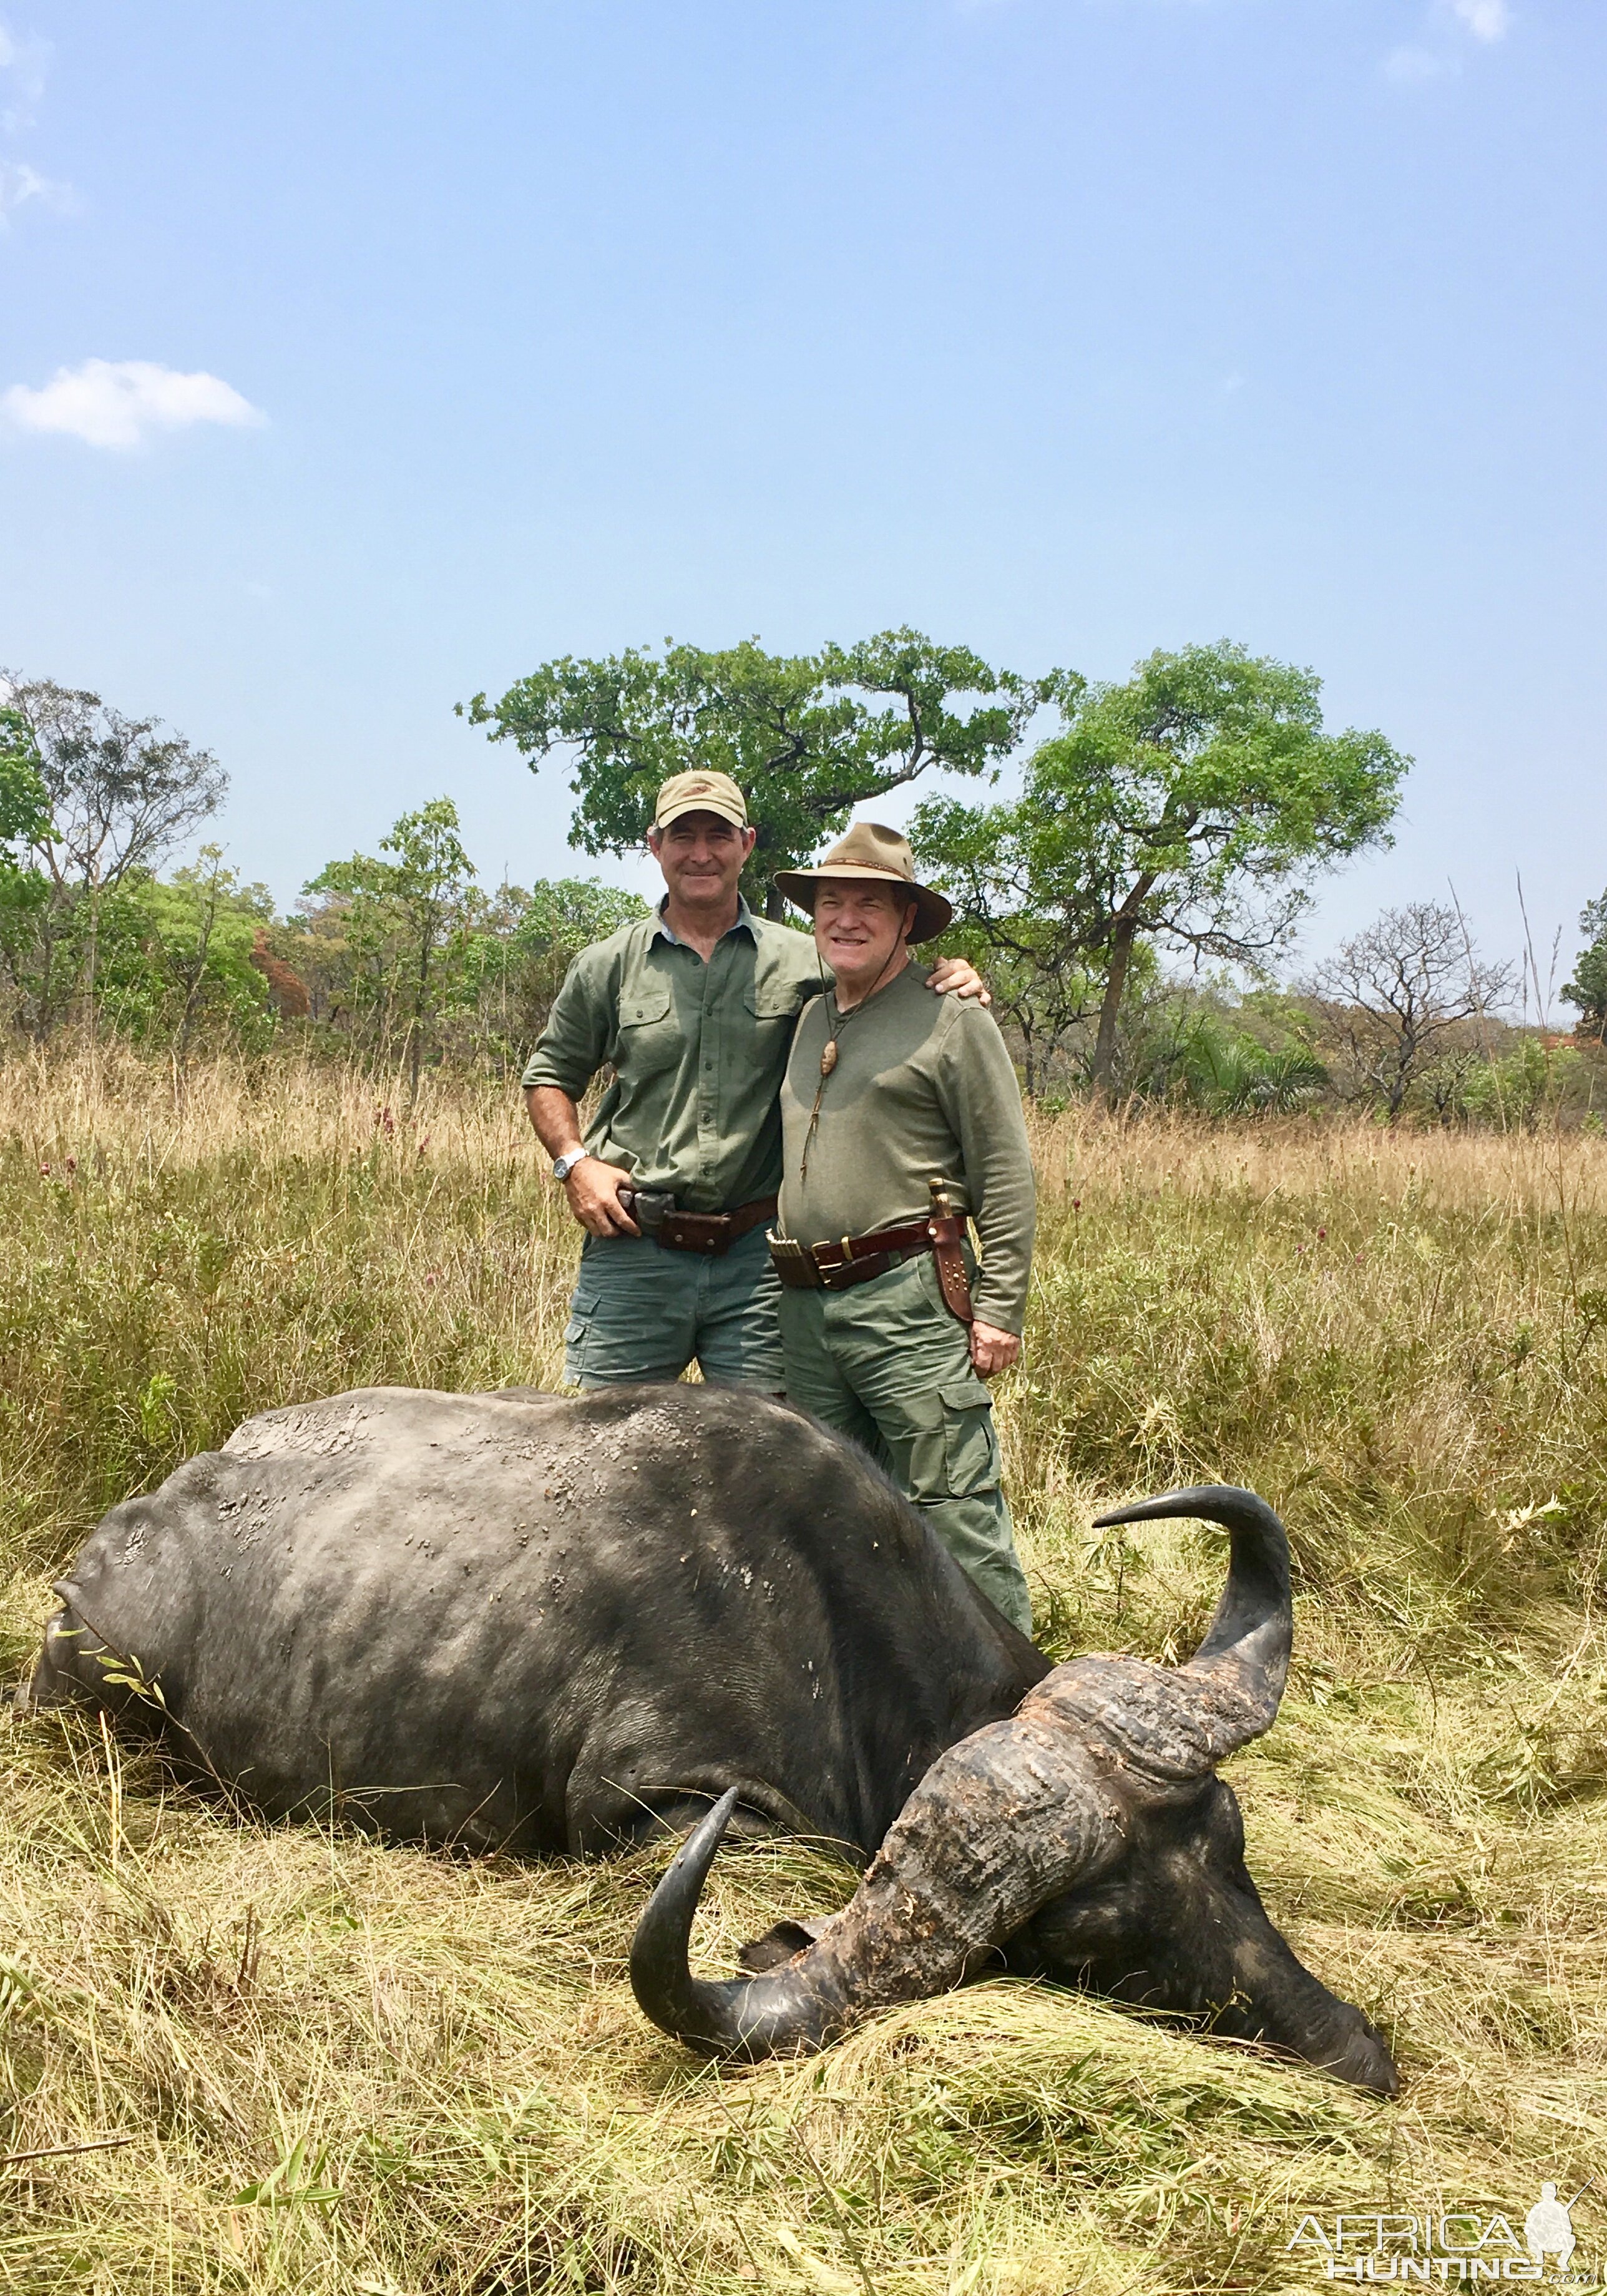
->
[3,1049,1606,2295]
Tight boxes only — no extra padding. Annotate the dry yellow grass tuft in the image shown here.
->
[2,1050,1606,2293]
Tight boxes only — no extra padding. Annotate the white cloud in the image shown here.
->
[0,156,68,221]
[1,358,267,449]
[1385,0,1512,83]
[1451,0,1510,38]
[0,21,50,120]
[0,23,65,206]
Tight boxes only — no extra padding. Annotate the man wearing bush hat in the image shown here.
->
[769,821,1035,1631]
[523,775,985,1392]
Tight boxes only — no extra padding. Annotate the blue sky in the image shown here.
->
[2,0,1602,998]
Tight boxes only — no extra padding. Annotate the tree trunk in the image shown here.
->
[406,924,433,1114]
[84,882,100,1048]
[765,884,786,924]
[1384,1023,1420,1123]
[175,876,221,1067]
[1090,914,1140,1104]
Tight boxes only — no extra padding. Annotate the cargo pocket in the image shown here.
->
[936,1377,1001,1497]
[904,1376,1000,1505]
[562,1313,591,1380]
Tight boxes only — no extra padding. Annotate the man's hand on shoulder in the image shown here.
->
[970,1321,1020,1379]
[927,955,991,1007]
[565,1157,642,1238]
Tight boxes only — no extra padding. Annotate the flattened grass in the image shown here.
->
[2,1051,1606,2292]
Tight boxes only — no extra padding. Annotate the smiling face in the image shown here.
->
[647,811,757,915]
[810,877,917,1000]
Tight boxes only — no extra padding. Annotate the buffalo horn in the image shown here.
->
[1090,1483,1293,1749]
[631,1717,1115,2059]
[628,1790,857,2060]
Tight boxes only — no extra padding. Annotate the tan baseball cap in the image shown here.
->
[773,821,953,944]
[653,769,749,831]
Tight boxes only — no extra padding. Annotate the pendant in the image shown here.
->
[820,1039,839,1077]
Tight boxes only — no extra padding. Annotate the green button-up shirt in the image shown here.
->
[521,899,826,1211]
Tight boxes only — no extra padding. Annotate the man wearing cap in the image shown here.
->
[769,823,1036,1633]
[523,774,985,1392]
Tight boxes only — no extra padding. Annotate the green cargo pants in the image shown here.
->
[564,1224,785,1392]
[777,1248,1033,1635]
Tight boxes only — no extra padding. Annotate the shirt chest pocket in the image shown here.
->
[613,983,680,1078]
[744,982,804,1050]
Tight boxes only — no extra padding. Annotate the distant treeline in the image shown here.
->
[2,655,1603,1125]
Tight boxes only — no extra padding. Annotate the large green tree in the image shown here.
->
[462,632,1068,919]
[916,642,1409,1098]
[1562,890,1607,1043]
[0,676,227,1036]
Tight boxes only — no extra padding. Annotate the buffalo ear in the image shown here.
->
[738,1917,826,1975]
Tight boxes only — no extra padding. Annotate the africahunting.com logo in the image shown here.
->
[1287,2185,1597,2284]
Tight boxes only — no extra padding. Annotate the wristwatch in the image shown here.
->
[552,1149,592,1183]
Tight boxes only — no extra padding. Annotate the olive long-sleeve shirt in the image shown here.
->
[520,901,825,1211]
[777,961,1037,1335]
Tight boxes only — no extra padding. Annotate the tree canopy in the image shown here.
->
[916,641,1409,1095]
[0,705,51,852]
[0,676,228,1037]
[462,632,1069,918]
[1306,901,1511,1121]
[6,677,227,897]
[1562,890,1607,1042]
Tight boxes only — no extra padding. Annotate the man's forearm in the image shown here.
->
[526,1085,585,1161]
[526,1085,641,1238]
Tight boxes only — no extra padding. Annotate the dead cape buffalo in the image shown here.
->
[18,1382,1395,2094]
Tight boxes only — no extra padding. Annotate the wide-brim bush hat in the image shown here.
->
[773,822,952,944]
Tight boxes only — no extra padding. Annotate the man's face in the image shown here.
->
[648,813,756,910]
[811,879,916,989]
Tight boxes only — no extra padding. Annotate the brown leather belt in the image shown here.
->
[769,1214,974,1322]
[650,1194,778,1255]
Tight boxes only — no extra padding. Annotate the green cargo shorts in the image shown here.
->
[777,1248,1033,1635]
[564,1222,785,1392]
